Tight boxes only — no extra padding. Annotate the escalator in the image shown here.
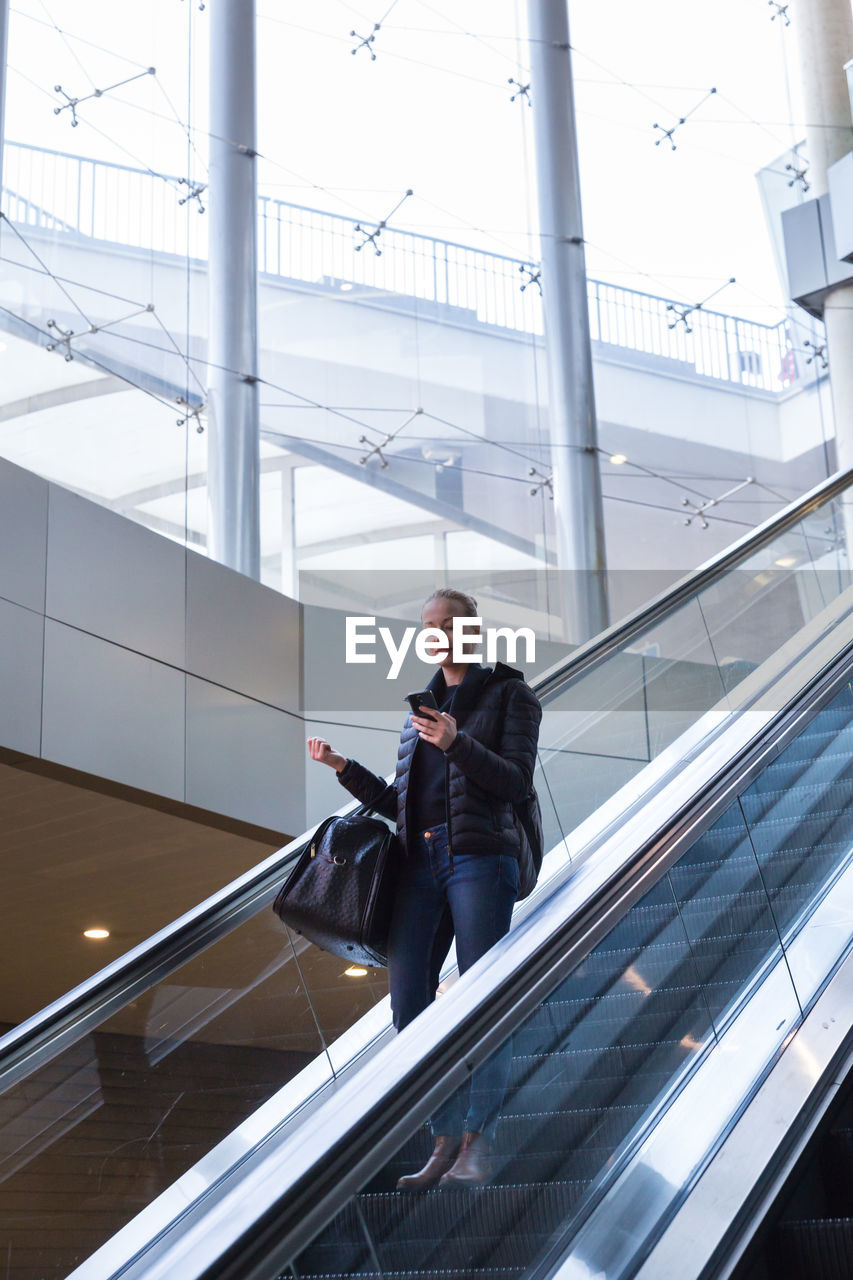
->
[144,635,853,1280]
[2,470,853,1279]
[283,686,853,1280]
[723,1060,853,1280]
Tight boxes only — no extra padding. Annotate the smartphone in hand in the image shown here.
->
[405,689,439,718]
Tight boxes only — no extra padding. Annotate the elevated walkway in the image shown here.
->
[0,142,833,585]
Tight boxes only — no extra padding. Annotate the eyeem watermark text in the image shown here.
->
[346,616,536,679]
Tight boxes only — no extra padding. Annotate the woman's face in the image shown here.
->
[420,598,480,668]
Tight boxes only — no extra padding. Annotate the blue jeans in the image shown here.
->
[386,822,518,1141]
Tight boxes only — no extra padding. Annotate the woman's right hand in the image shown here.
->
[307,737,347,773]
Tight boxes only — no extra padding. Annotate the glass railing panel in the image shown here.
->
[533,757,570,865]
[667,801,787,1029]
[690,513,852,701]
[539,596,730,840]
[535,498,853,856]
[537,647,651,841]
[0,903,333,1279]
[623,595,733,762]
[552,684,853,1278]
[801,495,848,600]
[536,745,647,853]
[736,680,853,1001]
[278,924,391,1070]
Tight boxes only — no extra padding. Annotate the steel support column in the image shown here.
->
[527,0,608,643]
[792,0,853,482]
[0,0,10,203]
[207,0,261,578]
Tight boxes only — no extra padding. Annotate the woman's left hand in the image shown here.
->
[412,709,457,751]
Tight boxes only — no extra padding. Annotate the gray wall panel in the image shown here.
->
[0,597,44,756]
[46,486,186,667]
[782,200,826,304]
[0,457,48,614]
[303,715,399,829]
[829,153,853,264]
[186,553,300,711]
[42,620,185,799]
[186,676,303,833]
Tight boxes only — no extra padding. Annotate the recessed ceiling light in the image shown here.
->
[609,453,627,465]
[83,928,110,939]
[344,965,368,977]
[340,282,354,292]
[775,555,797,568]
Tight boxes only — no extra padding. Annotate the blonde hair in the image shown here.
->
[422,587,478,617]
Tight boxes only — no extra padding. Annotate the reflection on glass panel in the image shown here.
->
[3,2,206,552]
[537,647,649,837]
[294,467,440,546]
[534,758,570,863]
[740,681,853,941]
[445,529,545,573]
[696,545,822,678]
[289,878,714,1279]
[0,907,329,1280]
[803,496,852,609]
[300,536,439,575]
[537,744,647,845]
[630,597,730,761]
[667,802,784,1030]
[537,596,730,839]
[282,929,389,1056]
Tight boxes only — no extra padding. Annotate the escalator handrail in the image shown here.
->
[0,808,325,1085]
[102,606,853,1280]
[2,466,850,1088]
[534,465,853,698]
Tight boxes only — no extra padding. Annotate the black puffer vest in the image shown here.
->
[337,662,542,858]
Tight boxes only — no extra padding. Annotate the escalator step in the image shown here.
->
[295,698,853,1278]
[506,1068,673,1118]
[544,979,736,1021]
[291,1272,520,1280]
[671,847,828,898]
[754,749,853,792]
[521,987,703,1043]
[817,1132,853,1218]
[495,1103,649,1149]
[379,1105,648,1203]
[508,1037,691,1085]
[377,1139,615,1194]
[508,1045,678,1093]
[775,1218,853,1280]
[513,1002,708,1059]
[742,781,853,828]
[798,704,853,733]
[296,1181,585,1273]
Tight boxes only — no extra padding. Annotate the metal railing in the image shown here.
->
[2,139,801,394]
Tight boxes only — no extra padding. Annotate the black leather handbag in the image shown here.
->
[272,809,401,967]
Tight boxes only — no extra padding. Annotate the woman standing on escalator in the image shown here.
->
[307,587,541,1190]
